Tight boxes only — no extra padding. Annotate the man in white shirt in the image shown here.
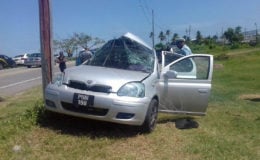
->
[175,38,192,56]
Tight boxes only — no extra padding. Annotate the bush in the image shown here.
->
[230,43,240,49]
[249,40,257,47]
[24,100,45,125]
[209,44,216,49]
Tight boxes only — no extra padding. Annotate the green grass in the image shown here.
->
[0,48,260,159]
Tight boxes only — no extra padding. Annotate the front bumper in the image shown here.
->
[45,84,151,126]
[25,61,41,66]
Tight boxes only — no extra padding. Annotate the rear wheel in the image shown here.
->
[27,65,31,68]
[140,99,158,133]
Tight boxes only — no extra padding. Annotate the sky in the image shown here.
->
[0,0,260,57]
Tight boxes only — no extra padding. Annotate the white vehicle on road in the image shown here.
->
[12,53,30,65]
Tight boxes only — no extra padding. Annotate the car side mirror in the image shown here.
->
[163,70,177,79]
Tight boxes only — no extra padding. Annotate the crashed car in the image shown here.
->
[45,33,214,133]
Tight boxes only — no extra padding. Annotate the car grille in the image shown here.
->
[61,102,108,116]
[67,80,112,93]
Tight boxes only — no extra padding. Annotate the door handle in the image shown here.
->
[198,89,208,93]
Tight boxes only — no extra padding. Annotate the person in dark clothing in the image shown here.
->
[57,51,66,73]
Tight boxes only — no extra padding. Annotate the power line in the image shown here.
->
[139,0,166,32]
[143,0,150,13]
[139,3,151,25]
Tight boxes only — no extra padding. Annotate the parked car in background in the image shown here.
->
[24,53,41,68]
[12,53,30,65]
[0,54,16,70]
[45,33,214,133]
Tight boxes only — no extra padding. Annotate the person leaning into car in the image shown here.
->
[175,38,192,56]
[56,51,66,73]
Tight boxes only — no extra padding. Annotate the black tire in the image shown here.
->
[27,65,31,68]
[141,99,158,133]
[11,63,17,68]
[0,63,3,70]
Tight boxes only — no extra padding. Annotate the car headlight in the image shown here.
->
[52,73,64,86]
[117,82,145,98]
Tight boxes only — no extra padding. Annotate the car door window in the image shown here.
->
[161,51,183,67]
[169,56,210,80]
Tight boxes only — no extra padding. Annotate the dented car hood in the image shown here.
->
[63,65,150,92]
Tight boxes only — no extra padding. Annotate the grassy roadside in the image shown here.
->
[0,49,259,160]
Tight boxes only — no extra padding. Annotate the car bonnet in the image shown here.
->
[63,65,150,92]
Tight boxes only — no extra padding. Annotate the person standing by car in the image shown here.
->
[76,48,93,65]
[56,51,66,73]
[175,38,192,56]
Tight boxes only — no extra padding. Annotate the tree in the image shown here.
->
[53,37,77,57]
[165,29,171,44]
[183,35,188,41]
[234,26,244,42]
[171,33,179,44]
[61,38,77,57]
[53,33,105,57]
[204,36,212,46]
[73,32,105,50]
[154,43,166,51]
[212,35,218,43]
[196,30,203,44]
[53,39,62,53]
[73,32,92,49]
[89,37,105,49]
[158,31,166,43]
[149,32,154,39]
[224,26,244,44]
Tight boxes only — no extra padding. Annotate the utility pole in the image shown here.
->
[188,25,191,40]
[222,27,225,46]
[152,9,155,49]
[185,29,188,40]
[255,23,258,44]
[39,0,54,99]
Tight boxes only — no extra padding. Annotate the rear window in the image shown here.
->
[29,53,41,57]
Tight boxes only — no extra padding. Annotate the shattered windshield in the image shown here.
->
[85,36,154,73]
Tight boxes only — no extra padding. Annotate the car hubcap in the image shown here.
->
[150,102,158,127]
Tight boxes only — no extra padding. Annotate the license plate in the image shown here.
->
[73,93,94,107]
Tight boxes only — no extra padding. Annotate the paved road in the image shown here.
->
[0,61,75,98]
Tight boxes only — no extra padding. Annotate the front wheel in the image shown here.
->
[11,63,17,68]
[140,99,158,133]
[0,63,3,70]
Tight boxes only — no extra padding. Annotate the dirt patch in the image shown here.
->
[0,97,5,102]
[214,63,224,69]
[239,94,260,102]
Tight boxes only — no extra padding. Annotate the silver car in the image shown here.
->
[24,53,41,68]
[45,33,214,133]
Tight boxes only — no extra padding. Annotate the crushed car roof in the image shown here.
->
[123,32,152,50]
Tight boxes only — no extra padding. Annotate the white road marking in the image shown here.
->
[0,76,41,89]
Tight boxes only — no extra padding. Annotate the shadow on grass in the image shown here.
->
[157,116,199,129]
[36,110,141,138]
[28,101,199,138]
